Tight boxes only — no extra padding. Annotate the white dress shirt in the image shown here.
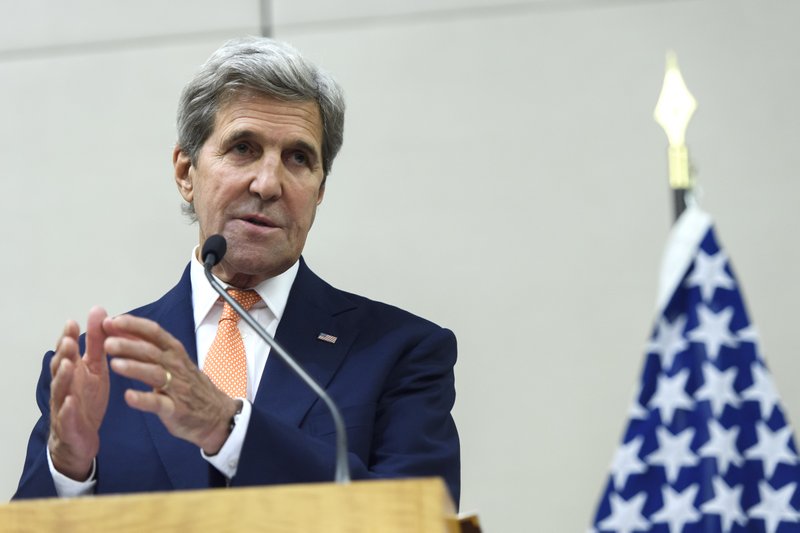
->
[49,249,298,496]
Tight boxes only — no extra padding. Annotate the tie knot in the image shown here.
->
[221,289,261,320]
[228,289,261,309]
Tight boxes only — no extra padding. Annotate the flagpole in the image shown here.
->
[654,52,696,222]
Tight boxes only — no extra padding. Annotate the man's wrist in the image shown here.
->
[201,399,250,479]
[228,399,245,433]
[47,446,97,497]
[201,399,243,456]
[48,440,95,482]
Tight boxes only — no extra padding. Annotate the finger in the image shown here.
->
[101,315,145,342]
[50,358,76,413]
[105,314,178,352]
[50,335,80,378]
[84,306,109,370]
[110,358,170,390]
[105,336,163,365]
[124,388,173,417]
[55,320,80,351]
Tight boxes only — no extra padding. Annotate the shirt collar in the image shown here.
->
[189,246,299,331]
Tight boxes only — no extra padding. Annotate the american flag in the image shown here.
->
[591,206,800,533]
[317,332,338,344]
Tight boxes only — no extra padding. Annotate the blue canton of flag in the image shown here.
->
[591,205,800,533]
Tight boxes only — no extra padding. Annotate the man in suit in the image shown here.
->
[15,37,460,504]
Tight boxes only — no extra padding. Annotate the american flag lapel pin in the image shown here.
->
[317,332,338,344]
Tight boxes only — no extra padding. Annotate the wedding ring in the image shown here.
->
[160,369,173,393]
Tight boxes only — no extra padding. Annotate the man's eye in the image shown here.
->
[290,151,308,165]
[233,143,251,154]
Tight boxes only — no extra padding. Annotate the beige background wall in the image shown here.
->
[1,1,798,531]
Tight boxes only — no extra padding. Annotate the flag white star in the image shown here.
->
[686,305,738,360]
[647,315,689,372]
[648,368,693,425]
[736,323,759,344]
[650,484,701,533]
[742,363,782,420]
[646,426,699,483]
[685,249,735,302]
[597,492,649,533]
[609,436,647,491]
[628,401,648,421]
[700,476,746,530]
[743,422,798,479]
[698,419,743,475]
[748,481,800,533]
[695,362,740,417]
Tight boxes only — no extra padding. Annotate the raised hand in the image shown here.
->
[48,306,110,480]
[103,314,239,455]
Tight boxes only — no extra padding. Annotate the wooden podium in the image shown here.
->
[0,477,461,533]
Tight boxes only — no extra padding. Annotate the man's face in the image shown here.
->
[174,94,326,288]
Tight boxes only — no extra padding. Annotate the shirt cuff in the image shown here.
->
[47,447,96,497]
[201,399,251,479]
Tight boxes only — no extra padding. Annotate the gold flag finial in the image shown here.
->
[654,51,696,189]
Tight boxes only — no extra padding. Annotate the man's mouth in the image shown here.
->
[240,215,274,228]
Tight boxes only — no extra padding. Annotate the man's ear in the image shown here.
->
[173,145,194,202]
[316,181,326,206]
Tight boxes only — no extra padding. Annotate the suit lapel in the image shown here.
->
[254,259,358,427]
[130,265,214,489]
[127,260,357,488]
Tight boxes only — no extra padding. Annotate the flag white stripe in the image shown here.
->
[656,204,713,314]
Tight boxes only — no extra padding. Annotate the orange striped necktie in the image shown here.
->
[203,289,262,398]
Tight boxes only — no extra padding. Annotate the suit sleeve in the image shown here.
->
[231,326,461,505]
[13,352,60,499]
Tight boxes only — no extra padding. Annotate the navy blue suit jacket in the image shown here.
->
[15,259,460,504]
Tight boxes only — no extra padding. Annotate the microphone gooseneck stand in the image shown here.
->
[202,235,351,484]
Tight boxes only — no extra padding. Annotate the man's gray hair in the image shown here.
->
[176,36,345,176]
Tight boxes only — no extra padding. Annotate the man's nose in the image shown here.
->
[249,153,282,200]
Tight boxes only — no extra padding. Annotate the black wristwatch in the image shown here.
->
[229,399,244,433]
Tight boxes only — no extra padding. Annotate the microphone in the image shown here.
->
[201,234,351,484]
[202,234,227,270]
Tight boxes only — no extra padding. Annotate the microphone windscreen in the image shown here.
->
[202,234,227,266]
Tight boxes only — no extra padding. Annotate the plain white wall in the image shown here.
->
[2,1,799,531]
